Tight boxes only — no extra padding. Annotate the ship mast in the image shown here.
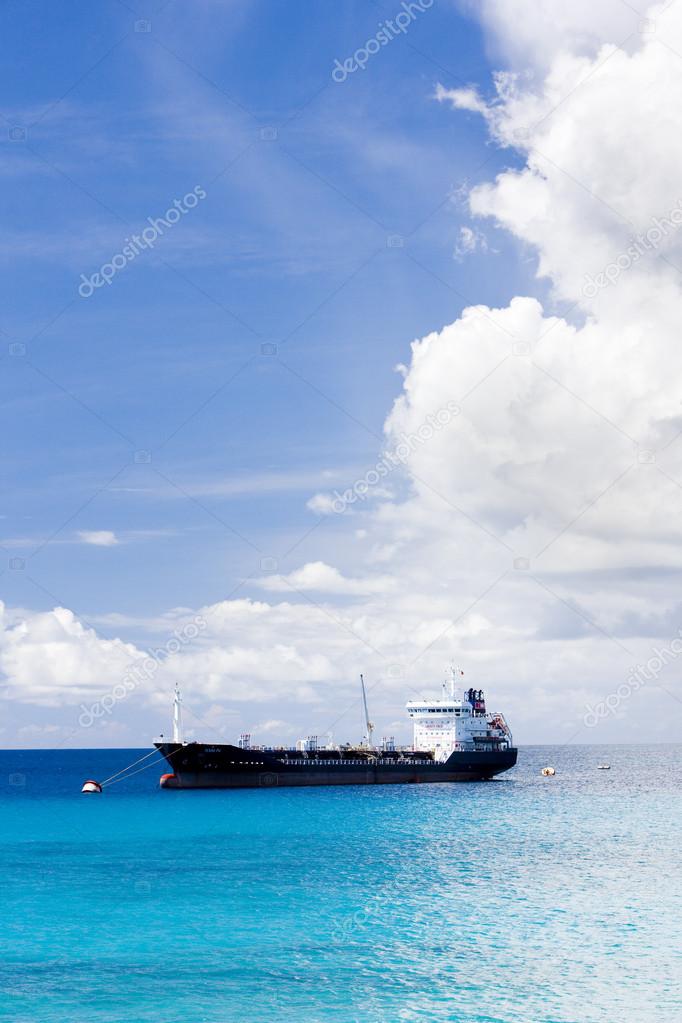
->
[360,673,374,748]
[172,683,183,744]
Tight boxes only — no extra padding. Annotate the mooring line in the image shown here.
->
[103,755,171,788]
[100,748,162,787]
[101,745,184,789]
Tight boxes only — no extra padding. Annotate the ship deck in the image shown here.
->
[154,741,518,788]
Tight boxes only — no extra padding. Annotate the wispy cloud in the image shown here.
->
[77,530,119,547]
[257,561,396,596]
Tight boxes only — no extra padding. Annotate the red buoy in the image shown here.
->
[81,779,103,794]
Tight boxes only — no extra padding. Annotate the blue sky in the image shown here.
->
[11,1,678,749]
[1,0,532,624]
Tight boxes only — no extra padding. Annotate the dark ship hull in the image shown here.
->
[155,742,518,789]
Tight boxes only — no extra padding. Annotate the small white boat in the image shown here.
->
[597,764,611,770]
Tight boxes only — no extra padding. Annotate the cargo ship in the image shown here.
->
[155,670,517,789]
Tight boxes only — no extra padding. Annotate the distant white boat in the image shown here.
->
[597,764,611,770]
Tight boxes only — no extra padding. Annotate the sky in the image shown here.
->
[3,0,682,749]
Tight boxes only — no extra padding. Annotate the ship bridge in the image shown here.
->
[406,670,512,761]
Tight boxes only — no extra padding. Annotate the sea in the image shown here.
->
[0,744,680,1023]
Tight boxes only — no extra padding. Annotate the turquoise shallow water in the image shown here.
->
[0,745,680,1023]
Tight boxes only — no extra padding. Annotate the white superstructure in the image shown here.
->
[406,669,513,761]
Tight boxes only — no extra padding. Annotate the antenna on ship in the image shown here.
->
[449,666,459,700]
[360,674,374,748]
[172,683,183,744]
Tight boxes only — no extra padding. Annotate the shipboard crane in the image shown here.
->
[360,673,374,748]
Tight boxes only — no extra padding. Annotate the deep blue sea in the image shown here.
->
[0,745,680,1023]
